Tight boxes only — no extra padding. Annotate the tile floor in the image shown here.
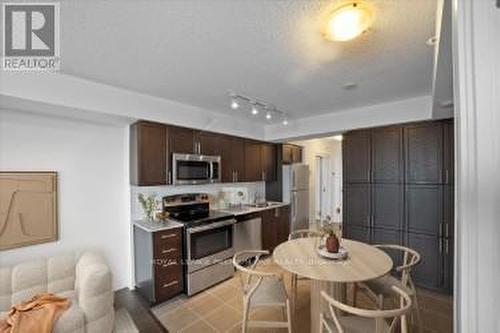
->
[152,258,452,333]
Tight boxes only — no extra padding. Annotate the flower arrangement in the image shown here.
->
[320,216,340,253]
[138,193,160,222]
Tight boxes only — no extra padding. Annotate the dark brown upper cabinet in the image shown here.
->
[261,143,277,182]
[405,122,444,184]
[196,131,221,156]
[220,135,246,182]
[372,127,403,183]
[282,144,303,164]
[343,129,371,183]
[244,140,263,182]
[168,126,196,155]
[130,121,167,186]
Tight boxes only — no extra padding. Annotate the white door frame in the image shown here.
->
[314,153,331,222]
[453,1,500,332]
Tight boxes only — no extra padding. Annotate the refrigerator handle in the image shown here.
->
[292,170,296,189]
[292,192,297,220]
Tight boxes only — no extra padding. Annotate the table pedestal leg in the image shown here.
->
[310,280,346,333]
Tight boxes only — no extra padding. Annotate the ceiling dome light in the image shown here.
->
[324,2,375,42]
[265,111,272,120]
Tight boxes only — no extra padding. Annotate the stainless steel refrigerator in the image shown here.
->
[282,164,310,231]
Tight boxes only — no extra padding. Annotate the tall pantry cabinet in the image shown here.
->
[343,119,454,293]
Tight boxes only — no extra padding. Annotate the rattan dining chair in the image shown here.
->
[288,229,323,312]
[232,250,292,333]
[353,244,422,333]
[321,285,413,333]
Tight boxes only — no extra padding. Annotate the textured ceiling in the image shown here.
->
[60,0,438,123]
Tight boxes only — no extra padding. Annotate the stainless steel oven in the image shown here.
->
[172,153,221,185]
[185,218,235,295]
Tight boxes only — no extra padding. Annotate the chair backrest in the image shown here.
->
[232,250,281,296]
[321,286,412,333]
[288,229,322,240]
[374,244,421,289]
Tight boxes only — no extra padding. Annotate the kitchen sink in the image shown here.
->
[246,202,279,208]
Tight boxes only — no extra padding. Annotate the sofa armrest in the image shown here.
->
[75,251,114,333]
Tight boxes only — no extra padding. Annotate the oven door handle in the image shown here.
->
[187,219,236,234]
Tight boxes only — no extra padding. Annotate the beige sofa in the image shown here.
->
[0,251,114,333]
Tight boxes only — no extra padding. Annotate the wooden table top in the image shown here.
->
[273,238,393,283]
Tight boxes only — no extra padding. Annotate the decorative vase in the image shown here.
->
[325,235,340,253]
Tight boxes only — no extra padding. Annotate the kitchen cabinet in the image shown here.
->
[343,184,371,228]
[130,121,279,185]
[130,121,167,186]
[134,226,184,304]
[443,120,454,185]
[344,129,371,183]
[261,206,290,252]
[407,233,444,291]
[405,185,443,236]
[372,127,403,183]
[343,119,454,294]
[168,126,196,155]
[244,141,263,182]
[196,131,221,156]
[261,143,277,182]
[223,136,246,182]
[282,144,303,164]
[405,122,443,184]
[372,184,404,231]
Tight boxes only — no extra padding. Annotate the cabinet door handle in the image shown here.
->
[168,170,172,185]
[236,171,239,182]
[162,280,178,288]
[162,261,177,268]
[161,248,177,254]
[445,239,449,254]
[445,169,449,184]
[161,233,177,239]
[439,237,443,254]
[198,142,201,154]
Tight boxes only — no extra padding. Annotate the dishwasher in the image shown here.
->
[233,212,262,263]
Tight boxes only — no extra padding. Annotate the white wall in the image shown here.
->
[290,138,342,223]
[266,95,434,141]
[0,109,131,290]
[453,1,500,332]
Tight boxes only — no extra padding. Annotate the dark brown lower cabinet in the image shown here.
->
[261,206,290,252]
[407,233,444,291]
[134,226,184,304]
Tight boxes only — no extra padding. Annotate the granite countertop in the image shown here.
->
[133,219,184,232]
[217,201,289,216]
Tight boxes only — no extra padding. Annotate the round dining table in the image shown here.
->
[273,237,393,333]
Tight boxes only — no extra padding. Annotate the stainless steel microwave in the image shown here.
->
[172,153,221,185]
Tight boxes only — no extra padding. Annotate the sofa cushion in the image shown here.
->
[53,292,85,333]
[11,260,47,306]
[47,255,76,294]
[0,267,12,312]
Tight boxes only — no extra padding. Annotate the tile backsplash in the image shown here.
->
[131,182,265,221]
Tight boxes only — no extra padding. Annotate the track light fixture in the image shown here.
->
[227,92,289,125]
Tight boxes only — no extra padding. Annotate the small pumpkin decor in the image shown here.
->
[320,218,340,253]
